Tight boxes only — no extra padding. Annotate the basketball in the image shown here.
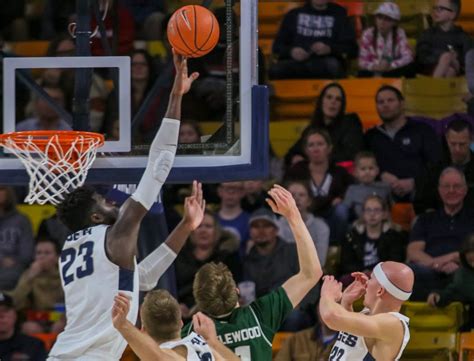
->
[167,5,220,58]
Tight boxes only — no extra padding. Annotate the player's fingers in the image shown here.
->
[201,199,206,212]
[265,198,277,212]
[190,72,200,81]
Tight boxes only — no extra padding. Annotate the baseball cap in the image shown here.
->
[374,2,401,21]
[249,208,278,228]
[0,293,13,308]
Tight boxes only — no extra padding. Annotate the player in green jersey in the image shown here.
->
[182,184,323,360]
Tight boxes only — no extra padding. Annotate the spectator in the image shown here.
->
[216,182,250,255]
[365,85,442,201]
[241,180,269,213]
[343,151,391,219]
[465,49,474,116]
[17,86,72,131]
[415,117,474,214]
[278,180,330,266]
[427,233,474,330]
[0,186,34,291]
[37,214,70,248]
[274,304,337,361]
[177,119,202,155]
[416,0,473,77]
[407,167,474,300]
[175,210,241,320]
[243,208,314,331]
[358,2,415,78]
[269,0,357,79]
[121,0,166,40]
[0,3,28,41]
[339,195,407,285]
[91,0,135,56]
[10,239,63,318]
[285,83,364,167]
[285,128,353,245]
[0,293,47,361]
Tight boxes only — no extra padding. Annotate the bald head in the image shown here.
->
[381,261,414,298]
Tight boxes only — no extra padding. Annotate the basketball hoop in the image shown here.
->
[0,131,104,205]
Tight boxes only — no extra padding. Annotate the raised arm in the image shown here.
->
[106,52,199,269]
[112,293,184,361]
[138,181,205,291]
[192,312,240,361]
[267,184,322,307]
[319,276,402,341]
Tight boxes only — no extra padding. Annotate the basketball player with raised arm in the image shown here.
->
[48,51,202,361]
[319,261,414,361]
[111,291,240,361]
[182,184,323,361]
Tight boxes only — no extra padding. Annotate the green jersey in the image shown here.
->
[182,287,293,361]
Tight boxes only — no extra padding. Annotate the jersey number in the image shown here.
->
[235,346,251,361]
[196,351,212,360]
[329,346,345,361]
[61,241,94,285]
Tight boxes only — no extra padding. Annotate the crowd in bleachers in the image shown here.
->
[3,0,474,359]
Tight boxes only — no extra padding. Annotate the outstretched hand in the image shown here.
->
[321,275,343,303]
[266,184,300,220]
[341,272,368,307]
[183,180,206,231]
[112,293,131,330]
[172,49,199,96]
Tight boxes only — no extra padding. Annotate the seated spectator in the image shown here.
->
[17,86,72,131]
[241,180,268,213]
[175,210,241,320]
[358,2,415,78]
[10,238,64,334]
[343,151,391,219]
[285,83,363,167]
[415,117,474,214]
[243,208,314,331]
[37,214,70,248]
[269,0,357,79]
[278,180,330,266]
[177,119,203,155]
[0,186,34,291]
[0,293,47,360]
[408,167,474,300]
[285,129,353,245]
[216,182,250,255]
[416,0,473,77]
[465,49,474,116]
[339,195,408,285]
[427,232,474,331]
[365,85,442,201]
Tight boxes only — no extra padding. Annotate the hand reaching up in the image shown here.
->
[266,184,300,220]
[183,180,206,231]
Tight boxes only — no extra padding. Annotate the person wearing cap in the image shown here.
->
[319,261,414,360]
[416,0,473,77]
[358,2,415,78]
[0,292,48,360]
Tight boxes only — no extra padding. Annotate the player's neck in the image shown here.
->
[156,333,181,345]
[370,301,401,315]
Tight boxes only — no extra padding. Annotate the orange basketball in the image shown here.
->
[167,5,220,58]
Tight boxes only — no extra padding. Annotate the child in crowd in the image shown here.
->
[278,180,330,266]
[343,151,391,219]
[428,233,474,330]
[339,195,408,286]
[358,2,415,78]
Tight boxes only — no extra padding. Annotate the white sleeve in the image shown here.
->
[138,243,177,291]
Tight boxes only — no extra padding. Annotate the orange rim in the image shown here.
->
[0,130,105,152]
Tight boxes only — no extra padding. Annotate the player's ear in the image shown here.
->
[90,212,103,224]
[376,286,385,298]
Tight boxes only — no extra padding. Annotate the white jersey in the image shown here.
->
[160,332,215,361]
[48,225,139,361]
[330,311,410,361]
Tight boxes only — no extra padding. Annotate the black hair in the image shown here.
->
[302,127,333,148]
[56,186,97,232]
[372,24,398,59]
[311,82,347,127]
[0,186,17,213]
[36,237,61,255]
[376,85,404,101]
[446,118,473,134]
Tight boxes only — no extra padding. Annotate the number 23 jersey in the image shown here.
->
[49,224,139,361]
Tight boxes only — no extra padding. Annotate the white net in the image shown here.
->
[0,133,103,205]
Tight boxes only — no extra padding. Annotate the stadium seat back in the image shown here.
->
[269,120,308,158]
[402,302,464,332]
[403,331,458,361]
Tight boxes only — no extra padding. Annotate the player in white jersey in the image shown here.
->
[48,51,203,361]
[319,261,414,361]
[111,291,240,361]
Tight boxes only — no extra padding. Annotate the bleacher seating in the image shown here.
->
[272,332,294,357]
[457,0,474,37]
[16,204,56,237]
[459,332,474,361]
[402,302,464,333]
[402,331,458,361]
[269,120,308,158]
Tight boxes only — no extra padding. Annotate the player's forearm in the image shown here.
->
[287,213,322,281]
[319,296,346,330]
[207,338,240,361]
[165,218,194,254]
[164,93,183,120]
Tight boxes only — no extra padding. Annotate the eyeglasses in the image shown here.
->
[439,184,465,191]
[363,208,383,214]
[432,5,454,12]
